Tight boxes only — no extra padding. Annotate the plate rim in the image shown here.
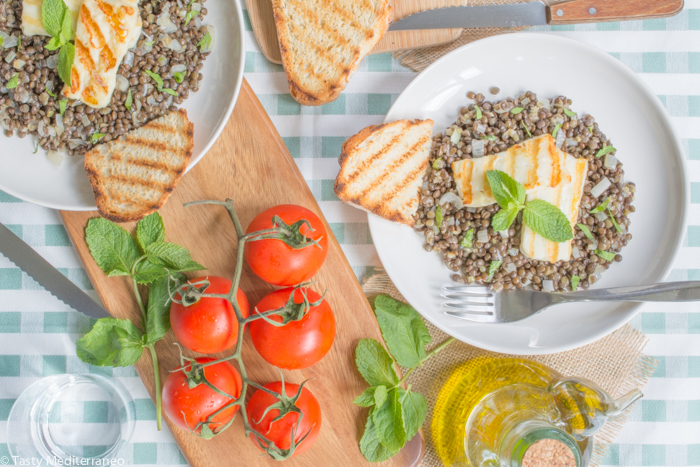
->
[0,0,246,212]
[372,32,689,355]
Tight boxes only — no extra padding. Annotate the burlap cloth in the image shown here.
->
[361,272,657,467]
[394,0,558,71]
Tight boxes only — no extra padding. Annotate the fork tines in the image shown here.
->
[441,285,494,313]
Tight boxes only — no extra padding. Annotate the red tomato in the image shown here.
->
[250,287,336,370]
[162,358,242,434]
[170,276,249,354]
[247,381,322,457]
[245,205,328,286]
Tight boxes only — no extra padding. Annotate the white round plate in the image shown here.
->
[0,0,245,211]
[369,33,688,355]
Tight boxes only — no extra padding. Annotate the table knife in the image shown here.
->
[388,0,684,31]
[0,222,110,319]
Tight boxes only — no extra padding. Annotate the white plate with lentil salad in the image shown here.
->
[0,0,245,210]
[368,33,688,355]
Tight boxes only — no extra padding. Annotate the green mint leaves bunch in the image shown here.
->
[488,170,573,243]
[41,0,75,86]
[77,212,205,430]
[354,295,454,462]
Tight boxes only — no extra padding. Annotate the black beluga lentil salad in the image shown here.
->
[413,91,636,292]
[0,0,213,156]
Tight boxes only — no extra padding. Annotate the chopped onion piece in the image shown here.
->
[542,280,555,292]
[504,263,517,274]
[438,192,463,210]
[507,248,519,257]
[472,139,485,157]
[552,115,565,126]
[170,64,187,74]
[572,246,582,259]
[565,137,578,147]
[115,74,129,92]
[450,127,462,145]
[123,50,135,67]
[475,123,486,134]
[537,99,551,110]
[520,97,531,106]
[594,211,608,222]
[166,38,185,53]
[555,129,565,148]
[202,25,216,53]
[37,120,47,137]
[0,32,18,49]
[594,265,606,275]
[81,115,91,127]
[5,50,16,64]
[587,242,597,251]
[476,229,489,244]
[55,113,64,136]
[47,150,64,167]
[604,153,618,169]
[46,54,59,69]
[13,59,26,70]
[191,2,202,11]
[590,177,612,198]
[157,9,178,33]
[499,230,509,239]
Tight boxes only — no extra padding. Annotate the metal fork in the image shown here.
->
[442,281,700,324]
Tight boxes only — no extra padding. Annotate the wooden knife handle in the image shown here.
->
[547,0,684,24]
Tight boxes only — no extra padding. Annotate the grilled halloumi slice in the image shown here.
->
[21,0,83,36]
[452,134,571,208]
[520,155,588,263]
[62,0,142,108]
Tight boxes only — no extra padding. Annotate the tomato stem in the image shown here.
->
[147,344,163,431]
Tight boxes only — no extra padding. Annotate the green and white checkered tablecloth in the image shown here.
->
[2,3,700,466]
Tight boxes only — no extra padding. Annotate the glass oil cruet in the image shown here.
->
[431,357,642,467]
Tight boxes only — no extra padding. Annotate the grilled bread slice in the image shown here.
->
[334,119,433,226]
[84,109,194,222]
[272,0,392,106]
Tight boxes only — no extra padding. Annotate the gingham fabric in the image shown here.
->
[1,3,700,466]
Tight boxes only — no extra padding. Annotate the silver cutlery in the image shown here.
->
[441,281,700,324]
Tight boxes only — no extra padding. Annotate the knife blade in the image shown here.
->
[387,0,684,31]
[388,2,548,31]
[0,222,110,319]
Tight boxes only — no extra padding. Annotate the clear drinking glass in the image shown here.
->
[6,374,136,465]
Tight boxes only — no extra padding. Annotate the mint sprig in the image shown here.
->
[486,170,573,243]
[596,145,616,158]
[355,296,454,462]
[590,197,609,214]
[461,229,474,249]
[42,0,75,85]
[577,223,594,241]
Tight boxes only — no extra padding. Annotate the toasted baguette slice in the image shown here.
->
[272,0,392,106]
[334,119,433,226]
[84,109,194,222]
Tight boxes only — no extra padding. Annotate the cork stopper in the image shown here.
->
[521,439,576,467]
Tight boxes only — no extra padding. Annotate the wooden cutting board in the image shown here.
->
[60,79,423,467]
[245,0,463,64]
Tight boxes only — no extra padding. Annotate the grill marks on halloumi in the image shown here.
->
[63,0,141,108]
[334,119,434,226]
[452,134,571,207]
[21,0,83,36]
[520,156,588,263]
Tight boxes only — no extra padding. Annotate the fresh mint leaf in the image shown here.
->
[58,42,75,85]
[59,98,67,116]
[6,74,18,89]
[486,170,526,209]
[144,70,163,89]
[552,124,562,137]
[521,121,532,138]
[596,145,616,158]
[563,108,577,118]
[85,217,142,276]
[354,385,388,408]
[197,30,212,52]
[372,388,406,452]
[491,206,519,232]
[374,385,389,408]
[184,9,198,25]
[595,249,615,261]
[145,273,183,344]
[480,135,498,142]
[355,339,399,387]
[590,197,609,214]
[401,389,427,444]
[42,0,66,38]
[76,318,144,367]
[45,36,62,51]
[0,36,4,47]
[59,8,72,43]
[45,85,57,98]
[474,105,482,120]
[144,40,155,47]
[162,88,179,96]
[608,209,623,233]
[173,71,186,84]
[487,261,502,282]
[133,261,168,284]
[571,275,580,291]
[523,199,573,243]
[125,88,132,111]
[136,212,165,251]
[461,229,474,249]
[373,295,431,369]
[17,34,20,51]
[90,133,105,145]
[577,223,594,241]
[510,107,524,114]
[360,408,398,462]
[146,242,204,271]
[435,206,443,229]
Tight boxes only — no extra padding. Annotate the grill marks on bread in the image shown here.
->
[272,0,392,105]
[84,110,194,222]
[334,119,434,226]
